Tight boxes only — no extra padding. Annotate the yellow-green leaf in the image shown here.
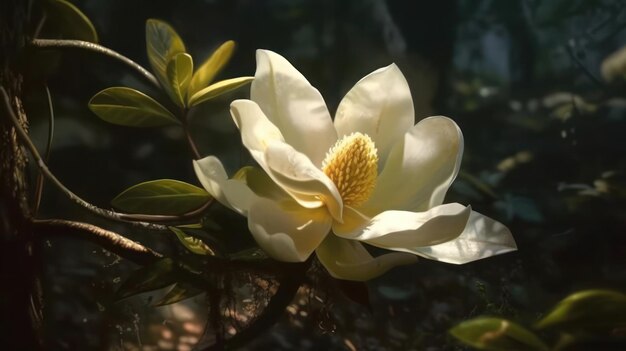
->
[450,317,549,351]
[152,283,202,306]
[112,179,209,215]
[169,227,215,256]
[46,0,98,43]
[89,87,179,127]
[166,53,193,107]
[188,76,254,107]
[145,19,186,96]
[116,258,177,300]
[535,289,626,331]
[187,40,235,97]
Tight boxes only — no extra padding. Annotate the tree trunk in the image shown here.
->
[0,0,43,348]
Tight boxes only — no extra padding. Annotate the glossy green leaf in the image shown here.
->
[188,76,254,107]
[166,53,193,107]
[187,40,235,97]
[145,19,186,96]
[535,290,626,331]
[46,0,98,43]
[88,87,178,127]
[116,258,177,299]
[450,317,549,351]
[169,226,215,256]
[112,179,209,215]
[153,283,203,306]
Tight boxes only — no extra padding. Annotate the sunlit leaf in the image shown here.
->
[152,282,203,306]
[188,76,254,107]
[450,317,549,351]
[601,45,626,82]
[46,0,98,43]
[166,53,193,107]
[145,19,186,97]
[187,40,235,97]
[169,226,215,256]
[116,258,177,299]
[535,290,626,331]
[88,87,178,127]
[112,179,209,215]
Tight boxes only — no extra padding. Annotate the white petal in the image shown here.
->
[331,206,369,237]
[316,235,418,281]
[230,99,284,170]
[247,197,332,262]
[334,64,414,165]
[361,116,463,216]
[409,210,517,264]
[193,156,257,216]
[251,50,336,166]
[264,141,343,221]
[334,203,471,249]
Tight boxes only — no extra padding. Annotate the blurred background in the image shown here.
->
[21,0,626,349]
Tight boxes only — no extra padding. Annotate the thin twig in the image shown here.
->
[33,11,47,39]
[1,86,166,230]
[31,39,160,88]
[118,200,211,223]
[32,85,54,214]
[565,42,607,90]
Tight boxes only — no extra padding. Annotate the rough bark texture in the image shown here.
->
[0,0,43,348]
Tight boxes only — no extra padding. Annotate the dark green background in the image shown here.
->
[24,0,626,349]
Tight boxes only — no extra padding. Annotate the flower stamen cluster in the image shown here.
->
[322,132,378,207]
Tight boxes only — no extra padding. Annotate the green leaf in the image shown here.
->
[188,76,254,107]
[116,258,177,299]
[112,179,210,215]
[169,227,215,256]
[145,19,186,100]
[187,40,235,97]
[46,0,98,43]
[177,223,203,229]
[166,53,193,107]
[153,283,203,306]
[229,247,269,262]
[535,290,626,331]
[450,317,549,351]
[88,87,179,127]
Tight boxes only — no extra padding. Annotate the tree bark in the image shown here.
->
[0,0,43,348]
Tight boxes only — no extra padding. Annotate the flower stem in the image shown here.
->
[31,38,160,88]
[182,110,202,160]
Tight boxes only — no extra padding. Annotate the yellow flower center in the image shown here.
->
[322,132,378,207]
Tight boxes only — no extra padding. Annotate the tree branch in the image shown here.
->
[33,219,162,265]
[30,39,160,88]
[1,86,171,230]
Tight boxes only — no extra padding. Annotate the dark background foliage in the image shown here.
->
[20,0,626,349]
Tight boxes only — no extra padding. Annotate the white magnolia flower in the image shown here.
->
[194,50,517,281]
